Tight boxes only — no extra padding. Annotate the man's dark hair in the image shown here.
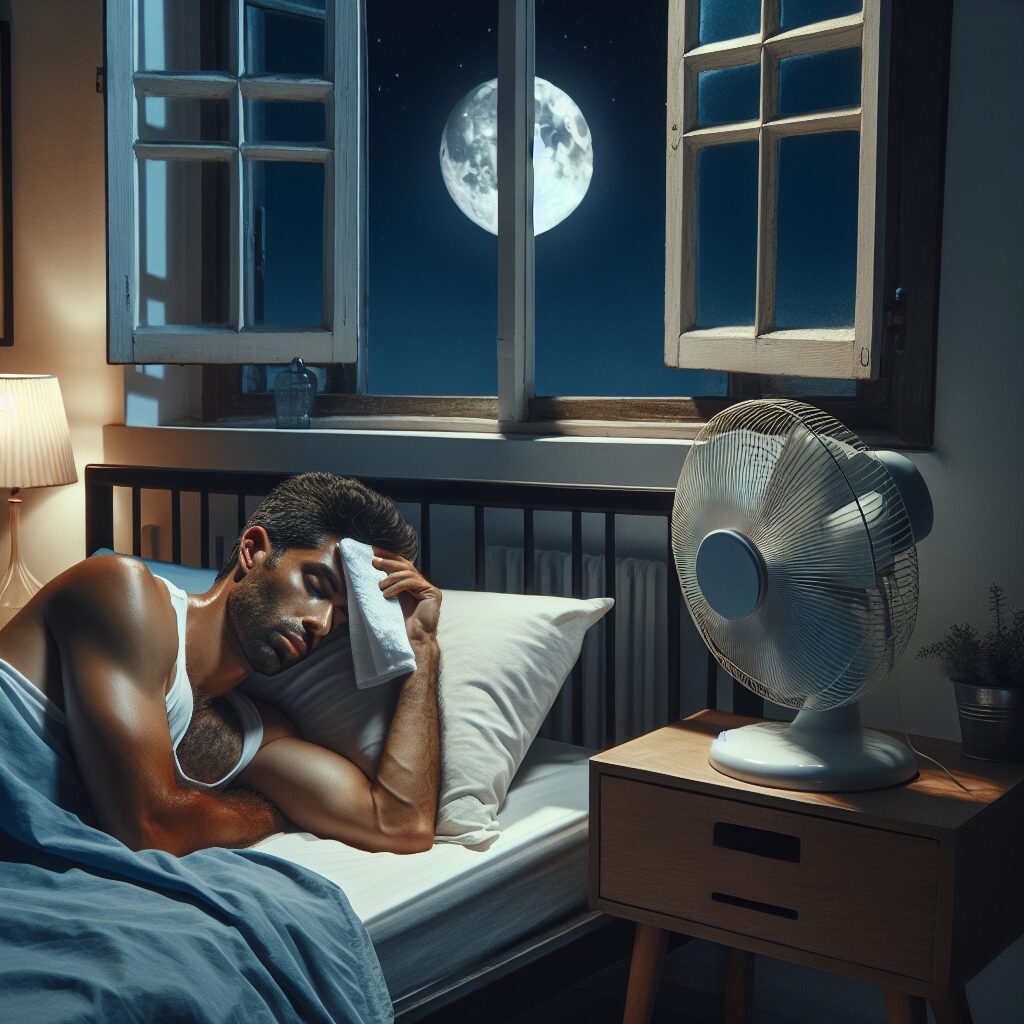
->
[216,472,418,582]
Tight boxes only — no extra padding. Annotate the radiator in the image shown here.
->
[484,545,669,749]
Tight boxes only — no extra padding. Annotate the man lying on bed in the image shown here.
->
[0,472,441,858]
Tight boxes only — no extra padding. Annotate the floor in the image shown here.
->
[416,944,722,1024]
[501,954,719,1023]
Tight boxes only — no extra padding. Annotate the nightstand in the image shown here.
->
[589,710,1024,1024]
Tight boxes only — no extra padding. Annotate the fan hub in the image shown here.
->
[696,529,767,620]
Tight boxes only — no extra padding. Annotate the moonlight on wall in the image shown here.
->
[439,77,593,235]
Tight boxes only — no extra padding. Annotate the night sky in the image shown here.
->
[366,1,726,397]
[251,2,858,399]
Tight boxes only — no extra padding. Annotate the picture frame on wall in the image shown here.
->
[0,17,12,347]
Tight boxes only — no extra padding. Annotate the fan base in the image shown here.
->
[709,717,918,792]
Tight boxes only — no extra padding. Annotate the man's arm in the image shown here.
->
[237,551,442,855]
[46,557,283,856]
[371,636,440,843]
[239,638,439,854]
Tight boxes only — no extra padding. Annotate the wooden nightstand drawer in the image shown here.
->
[599,775,940,981]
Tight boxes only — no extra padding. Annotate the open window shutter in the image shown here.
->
[105,0,360,366]
[664,0,889,381]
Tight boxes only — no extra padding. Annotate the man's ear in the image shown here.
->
[237,525,272,576]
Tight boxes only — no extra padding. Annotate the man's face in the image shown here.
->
[228,536,348,676]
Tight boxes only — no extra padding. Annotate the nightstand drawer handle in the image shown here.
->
[712,892,799,920]
[713,822,801,863]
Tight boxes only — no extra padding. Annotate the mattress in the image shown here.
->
[254,737,595,1004]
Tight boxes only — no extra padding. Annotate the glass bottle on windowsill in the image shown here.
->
[275,357,318,429]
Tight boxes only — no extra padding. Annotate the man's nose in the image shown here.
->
[304,605,334,637]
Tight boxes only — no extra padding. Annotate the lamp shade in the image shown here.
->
[0,375,78,489]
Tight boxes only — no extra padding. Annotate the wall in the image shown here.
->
[3,0,1022,1020]
[0,0,120,597]
[866,0,1024,744]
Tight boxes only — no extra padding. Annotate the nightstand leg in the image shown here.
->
[881,989,928,1024]
[930,990,973,1024]
[723,947,755,1024]
[622,923,668,1024]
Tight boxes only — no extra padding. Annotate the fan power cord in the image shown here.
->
[893,676,972,794]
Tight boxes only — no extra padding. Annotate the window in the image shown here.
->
[107,1,951,447]
[664,0,952,447]
[666,0,882,379]
[105,0,361,364]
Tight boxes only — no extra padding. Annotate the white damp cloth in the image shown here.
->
[339,537,417,689]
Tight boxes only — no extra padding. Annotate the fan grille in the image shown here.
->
[672,400,919,710]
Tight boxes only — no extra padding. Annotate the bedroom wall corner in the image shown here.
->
[0,0,121,606]
[860,0,1024,742]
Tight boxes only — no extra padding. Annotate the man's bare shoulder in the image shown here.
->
[49,553,162,603]
[42,556,179,682]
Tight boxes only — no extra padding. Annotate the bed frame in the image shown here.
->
[84,464,763,1021]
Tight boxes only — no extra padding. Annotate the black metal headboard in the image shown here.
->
[84,464,761,747]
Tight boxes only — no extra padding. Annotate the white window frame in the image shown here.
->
[664,0,890,380]
[110,0,944,443]
[105,0,362,365]
[495,0,535,423]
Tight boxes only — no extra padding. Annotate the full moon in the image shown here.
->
[439,77,594,235]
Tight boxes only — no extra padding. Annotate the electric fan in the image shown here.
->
[671,399,934,792]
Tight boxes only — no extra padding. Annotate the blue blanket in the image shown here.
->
[0,668,394,1023]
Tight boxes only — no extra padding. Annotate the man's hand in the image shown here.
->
[372,548,442,642]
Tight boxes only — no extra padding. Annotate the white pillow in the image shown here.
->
[242,629,399,782]
[241,589,612,848]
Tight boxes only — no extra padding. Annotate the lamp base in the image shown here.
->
[0,493,42,610]
[0,555,42,609]
[709,704,918,792]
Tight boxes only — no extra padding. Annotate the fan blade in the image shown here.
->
[672,399,921,712]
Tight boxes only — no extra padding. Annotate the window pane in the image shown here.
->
[778,47,860,118]
[138,96,230,144]
[247,100,326,145]
[139,0,229,73]
[697,63,760,128]
[248,161,325,328]
[696,141,758,328]
[700,0,760,45]
[139,159,229,326]
[245,2,326,78]
[780,0,862,32]
[775,131,859,329]
[534,1,724,397]
[367,0,498,396]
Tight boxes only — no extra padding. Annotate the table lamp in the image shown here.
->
[0,374,77,609]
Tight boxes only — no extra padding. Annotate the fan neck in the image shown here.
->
[790,704,861,734]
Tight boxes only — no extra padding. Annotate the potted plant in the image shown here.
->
[917,585,1024,762]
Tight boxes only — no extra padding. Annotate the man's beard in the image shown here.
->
[228,575,301,676]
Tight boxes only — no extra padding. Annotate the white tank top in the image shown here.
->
[155,576,264,791]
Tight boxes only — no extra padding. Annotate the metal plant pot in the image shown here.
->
[954,683,1024,762]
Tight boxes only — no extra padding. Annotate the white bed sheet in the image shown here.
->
[254,737,595,1003]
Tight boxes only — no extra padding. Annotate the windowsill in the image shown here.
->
[104,421,695,491]
[148,414,907,448]
[104,415,916,499]
[158,414,706,442]
[133,368,919,448]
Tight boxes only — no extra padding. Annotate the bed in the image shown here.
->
[78,463,762,1021]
